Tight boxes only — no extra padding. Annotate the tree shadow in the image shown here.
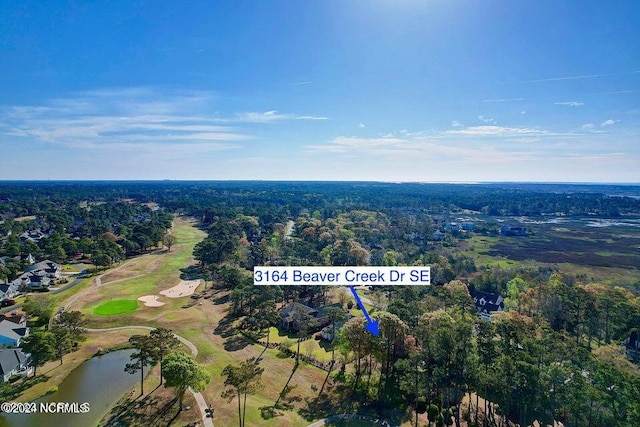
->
[275,363,299,409]
[223,334,251,351]
[179,265,204,280]
[212,294,229,305]
[213,311,236,338]
[0,375,48,401]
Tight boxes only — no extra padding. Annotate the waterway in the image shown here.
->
[0,349,137,427]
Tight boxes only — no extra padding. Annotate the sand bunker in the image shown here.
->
[138,295,165,307]
[159,279,201,298]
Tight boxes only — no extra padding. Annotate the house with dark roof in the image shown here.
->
[0,348,31,382]
[280,302,318,332]
[10,259,61,292]
[500,225,527,236]
[623,330,639,362]
[26,260,62,279]
[472,291,504,322]
[0,282,20,302]
[279,302,346,333]
[0,311,27,325]
[12,271,51,291]
[0,319,29,347]
[19,230,48,243]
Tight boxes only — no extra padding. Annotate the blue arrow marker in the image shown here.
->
[349,286,379,337]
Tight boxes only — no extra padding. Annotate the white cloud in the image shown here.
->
[235,110,328,122]
[445,125,551,137]
[359,123,366,128]
[521,111,526,115]
[555,101,584,107]
[478,115,497,124]
[601,119,618,127]
[481,98,524,103]
[451,120,463,127]
[582,123,594,129]
[0,89,330,155]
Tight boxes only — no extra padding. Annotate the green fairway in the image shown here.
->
[93,299,139,315]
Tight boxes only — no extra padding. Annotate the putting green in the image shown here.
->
[93,299,139,315]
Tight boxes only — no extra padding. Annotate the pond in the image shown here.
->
[0,349,138,427]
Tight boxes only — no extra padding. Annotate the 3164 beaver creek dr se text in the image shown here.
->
[253,266,430,286]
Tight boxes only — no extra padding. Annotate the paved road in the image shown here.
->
[86,325,214,427]
[0,268,88,315]
[336,286,380,308]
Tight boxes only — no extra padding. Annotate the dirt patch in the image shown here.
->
[138,295,165,307]
[159,280,201,298]
[99,269,134,284]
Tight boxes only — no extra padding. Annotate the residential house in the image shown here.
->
[19,253,36,265]
[19,230,47,243]
[10,260,62,292]
[0,282,20,302]
[280,302,318,332]
[473,291,504,322]
[461,221,475,231]
[26,260,62,279]
[623,330,640,362]
[12,271,51,291]
[0,318,29,347]
[0,348,31,382]
[500,225,527,236]
[320,306,352,341]
[445,222,460,232]
[432,230,444,241]
[279,302,345,334]
[0,312,27,325]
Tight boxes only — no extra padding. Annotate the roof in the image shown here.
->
[0,349,28,376]
[0,320,28,341]
[25,260,61,274]
[472,291,504,312]
[280,302,317,321]
[0,312,26,325]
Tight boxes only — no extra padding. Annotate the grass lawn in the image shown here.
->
[54,219,354,426]
[13,329,138,403]
[93,299,139,315]
[265,327,336,362]
[77,218,207,328]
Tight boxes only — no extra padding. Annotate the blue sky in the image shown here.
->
[1,0,639,182]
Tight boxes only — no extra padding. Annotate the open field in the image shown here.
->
[66,218,339,426]
[460,216,640,283]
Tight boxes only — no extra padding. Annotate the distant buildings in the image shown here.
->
[500,225,527,236]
